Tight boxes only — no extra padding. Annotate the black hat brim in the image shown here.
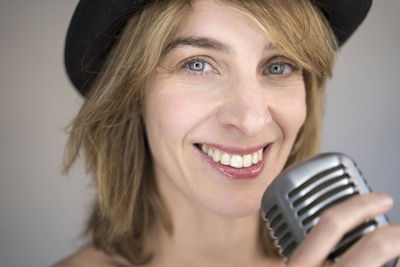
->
[65,0,372,96]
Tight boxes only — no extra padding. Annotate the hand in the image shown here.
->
[287,193,400,267]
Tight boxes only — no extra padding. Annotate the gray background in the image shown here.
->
[0,1,399,267]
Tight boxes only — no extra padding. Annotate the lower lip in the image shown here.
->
[195,144,272,180]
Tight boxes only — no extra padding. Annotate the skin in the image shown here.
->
[142,0,305,265]
[54,0,400,266]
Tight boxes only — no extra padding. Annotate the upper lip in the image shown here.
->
[195,142,270,154]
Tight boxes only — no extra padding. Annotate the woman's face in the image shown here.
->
[143,0,306,217]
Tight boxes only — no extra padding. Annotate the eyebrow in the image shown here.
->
[165,37,232,55]
[264,42,279,53]
[164,36,279,55]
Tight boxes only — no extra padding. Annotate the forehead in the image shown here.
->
[174,0,275,52]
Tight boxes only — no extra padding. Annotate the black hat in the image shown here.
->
[65,0,373,96]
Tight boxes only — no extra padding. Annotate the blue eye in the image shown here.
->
[268,63,287,75]
[189,60,206,71]
[183,58,215,75]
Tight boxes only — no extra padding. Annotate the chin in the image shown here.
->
[201,193,263,219]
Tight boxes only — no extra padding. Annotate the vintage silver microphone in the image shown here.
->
[261,153,398,267]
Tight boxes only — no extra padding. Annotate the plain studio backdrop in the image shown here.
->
[0,1,399,267]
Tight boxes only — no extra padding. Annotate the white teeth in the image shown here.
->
[202,144,208,153]
[252,152,258,164]
[243,154,252,167]
[208,148,214,157]
[200,144,265,168]
[221,153,231,165]
[230,155,243,168]
[213,149,221,162]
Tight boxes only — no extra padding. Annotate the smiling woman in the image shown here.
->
[143,0,309,227]
[55,0,400,266]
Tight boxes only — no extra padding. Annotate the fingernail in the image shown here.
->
[375,193,393,206]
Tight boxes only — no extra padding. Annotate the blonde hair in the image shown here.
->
[63,0,337,264]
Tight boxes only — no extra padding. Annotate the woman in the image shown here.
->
[56,0,400,266]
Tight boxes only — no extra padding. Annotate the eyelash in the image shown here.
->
[263,56,300,77]
[178,55,300,77]
[179,56,218,76]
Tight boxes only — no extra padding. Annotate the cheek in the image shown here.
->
[143,85,203,153]
[270,86,307,140]
[288,91,307,133]
[144,95,179,148]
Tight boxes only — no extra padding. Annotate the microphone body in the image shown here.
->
[261,153,398,267]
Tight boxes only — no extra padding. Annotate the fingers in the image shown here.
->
[288,193,393,267]
[337,224,400,267]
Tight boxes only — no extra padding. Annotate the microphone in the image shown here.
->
[261,153,398,267]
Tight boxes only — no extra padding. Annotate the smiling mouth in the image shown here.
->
[195,143,270,169]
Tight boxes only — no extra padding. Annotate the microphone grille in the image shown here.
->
[261,153,388,261]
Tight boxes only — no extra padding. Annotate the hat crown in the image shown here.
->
[65,0,373,95]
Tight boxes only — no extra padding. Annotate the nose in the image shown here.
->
[217,80,271,137]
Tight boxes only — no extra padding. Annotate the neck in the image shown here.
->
[151,211,269,266]
[147,175,283,267]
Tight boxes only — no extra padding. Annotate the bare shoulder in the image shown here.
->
[52,245,133,267]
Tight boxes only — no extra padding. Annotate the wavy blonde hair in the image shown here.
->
[63,0,337,264]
